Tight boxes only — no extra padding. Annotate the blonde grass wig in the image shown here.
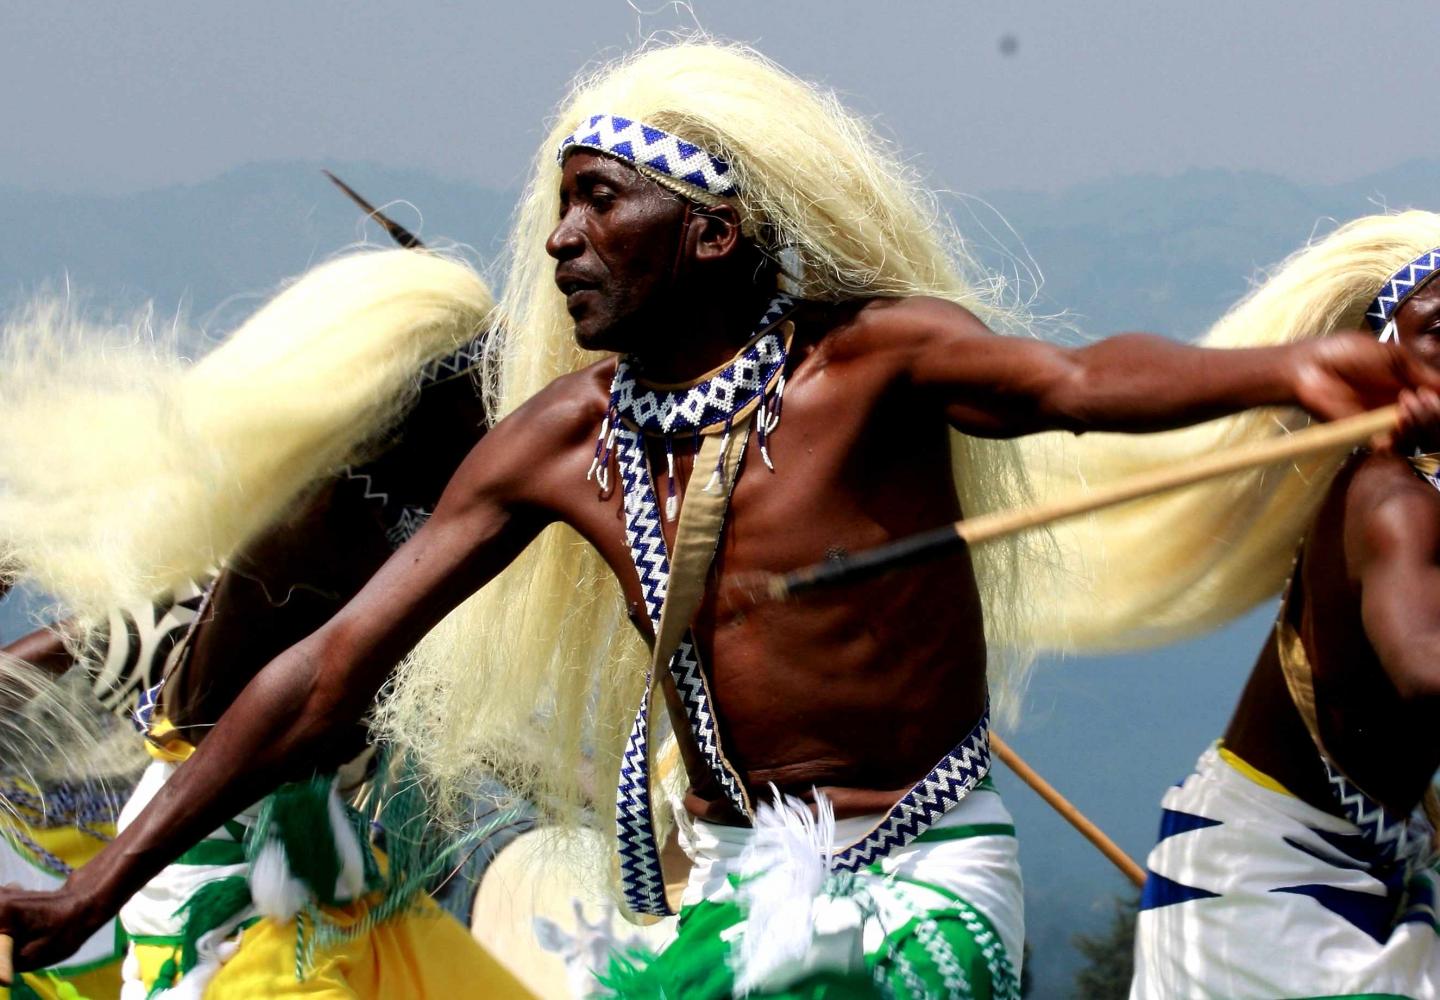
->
[1025,210,1440,652]
[373,41,1052,868]
[0,248,494,619]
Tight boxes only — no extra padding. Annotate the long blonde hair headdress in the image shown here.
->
[0,248,495,617]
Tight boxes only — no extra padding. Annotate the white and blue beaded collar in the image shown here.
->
[588,294,797,504]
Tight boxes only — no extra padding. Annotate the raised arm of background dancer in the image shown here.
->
[0,627,78,725]
[891,297,1440,436]
[0,385,570,972]
[3,627,75,679]
[1351,463,1440,703]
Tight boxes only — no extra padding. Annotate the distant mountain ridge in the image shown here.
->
[0,161,513,330]
[985,157,1440,339]
[3,157,1438,334]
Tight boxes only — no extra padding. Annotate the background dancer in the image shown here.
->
[1130,215,1440,998]
[0,248,532,996]
[2,44,1439,999]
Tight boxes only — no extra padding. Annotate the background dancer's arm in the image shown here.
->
[2,628,74,678]
[886,297,1440,434]
[0,391,565,971]
[1350,459,1440,703]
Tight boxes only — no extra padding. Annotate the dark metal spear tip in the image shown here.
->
[322,169,426,250]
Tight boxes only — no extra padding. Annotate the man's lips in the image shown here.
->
[557,275,601,316]
[555,272,600,297]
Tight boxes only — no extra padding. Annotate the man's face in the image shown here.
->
[546,150,689,352]
[1393,280,1440,367]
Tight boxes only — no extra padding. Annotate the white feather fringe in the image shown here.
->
[247,838,308,923]
[326,782,367,902]
[732,785,866,995]
[152,933,242,1000]
[122,929,243,1000]
[120,946,148,1000]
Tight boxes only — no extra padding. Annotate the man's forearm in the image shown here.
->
[62,635,354,923]
[1046,334,1300,433]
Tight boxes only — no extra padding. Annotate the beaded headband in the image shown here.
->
[1366,246,1440,344]
[557,114,736,207]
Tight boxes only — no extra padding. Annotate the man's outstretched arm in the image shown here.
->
[884,297,1440,436]
[0,391,563,971]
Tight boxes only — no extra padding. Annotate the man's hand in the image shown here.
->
[1291,333,1440,422]
[0,885,104,974]
[1390,387,1440,454]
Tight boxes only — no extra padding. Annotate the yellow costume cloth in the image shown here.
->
[118,723,531,998]
[0,775,128,1000]
[127,891,528,999]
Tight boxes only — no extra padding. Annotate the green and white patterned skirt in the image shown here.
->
[598,778,1023,1000]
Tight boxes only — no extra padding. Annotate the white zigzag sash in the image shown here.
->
[614,424,752,916]
[1319,757,1433,872]
[614,425,751,818]
[829,704,991,873]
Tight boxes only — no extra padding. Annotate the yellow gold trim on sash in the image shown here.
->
[144,718,196,763]
[1216,742,1295,798]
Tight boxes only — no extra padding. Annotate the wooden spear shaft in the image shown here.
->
[766,405,1398,600]
[0,933,11,986]
[991,733,1146,888]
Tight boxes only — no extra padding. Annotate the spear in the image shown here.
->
[760,405,1398,601]
[321,169,426,250]
[992,733,1146,887]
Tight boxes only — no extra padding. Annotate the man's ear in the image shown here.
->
[690,204,744,263]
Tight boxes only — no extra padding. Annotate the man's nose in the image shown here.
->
[546,215,584,261]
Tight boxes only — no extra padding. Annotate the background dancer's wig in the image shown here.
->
[373,40,1052,884]
[1025,209,1440,651]
[0,249,494,617]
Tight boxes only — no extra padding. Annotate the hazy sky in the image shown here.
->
[3,1,1437,197]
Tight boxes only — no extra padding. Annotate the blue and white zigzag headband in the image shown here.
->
[1367,246,1440,344]
[557,114,736,206]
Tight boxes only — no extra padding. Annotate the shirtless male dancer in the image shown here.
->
[3,45,1439,1000]
[1131,220,1440,998]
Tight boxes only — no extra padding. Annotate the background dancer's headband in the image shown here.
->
[1367,246,1440,343]
[557,114,737,208]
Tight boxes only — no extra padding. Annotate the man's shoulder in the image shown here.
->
[816,294,984,329]
[801,295,990,356]
[1339,450,1440,558]
[500,359,615,449]
[1346,450,1440,507]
